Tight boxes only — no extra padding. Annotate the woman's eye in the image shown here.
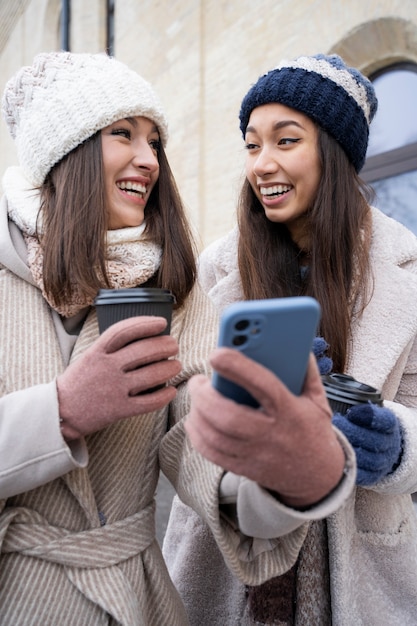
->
[111,128,131,139]
[278,137,300,146]
[149,139,161,152]
[245,143,259,151]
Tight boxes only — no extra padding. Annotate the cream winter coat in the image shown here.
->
[164,207,417,625]
[0,182,354,626]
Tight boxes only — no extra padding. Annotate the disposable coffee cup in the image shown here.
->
[322,373,383,415]
[94,288,176,335]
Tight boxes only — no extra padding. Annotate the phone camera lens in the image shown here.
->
[235,319,249,331]
[232,335,247,346]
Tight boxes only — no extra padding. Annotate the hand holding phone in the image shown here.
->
[188,296,344,504]
[212,297,321,407]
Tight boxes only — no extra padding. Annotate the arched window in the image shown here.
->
[361,63,417,235]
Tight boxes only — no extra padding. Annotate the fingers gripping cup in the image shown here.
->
[322,373,383,415]
[94,288,176,335]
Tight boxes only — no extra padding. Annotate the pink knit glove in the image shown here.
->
[57,316,181,439]
[185,347,345,509]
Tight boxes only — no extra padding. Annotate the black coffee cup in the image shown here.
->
[322,373,383,415]
[94,287,176,335]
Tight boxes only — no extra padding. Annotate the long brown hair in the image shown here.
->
[237,127,373,373]
[39,131,196,309]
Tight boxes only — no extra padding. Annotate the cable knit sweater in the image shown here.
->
[164,207,417,626]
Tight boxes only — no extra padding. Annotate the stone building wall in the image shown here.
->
[1,0,416,245]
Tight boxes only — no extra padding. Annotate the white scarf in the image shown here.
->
[3,166,162,317]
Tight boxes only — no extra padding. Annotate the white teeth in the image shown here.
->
[117,181,147,194]
[260,185,291,196]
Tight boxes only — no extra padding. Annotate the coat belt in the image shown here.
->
[0,502,155,567]
[0,503,161,625]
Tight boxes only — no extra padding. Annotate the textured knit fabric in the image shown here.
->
[239,54,377,172]
[3,165,163,317]
[25,229,162,317]
[2,51,168,186]
[333,402,403,486]
[312,337,333,376]
[164,207,417,625]
[247,520,330,625]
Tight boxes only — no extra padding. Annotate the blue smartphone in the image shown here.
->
[212,296,321,407]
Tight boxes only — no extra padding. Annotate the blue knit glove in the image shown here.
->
[332,403,403,486]
[312,337,333,375]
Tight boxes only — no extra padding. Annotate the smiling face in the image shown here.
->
[244,103,321,247]
[101,116,160,229]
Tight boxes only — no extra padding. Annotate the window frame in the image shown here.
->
[362,61,417,184]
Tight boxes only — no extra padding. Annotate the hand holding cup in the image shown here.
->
[57,315,181,439]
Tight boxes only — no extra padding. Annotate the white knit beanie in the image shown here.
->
[2,51,169,186]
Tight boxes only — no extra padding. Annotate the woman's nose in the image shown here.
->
[253,148,278,177]
[132,142,159,171]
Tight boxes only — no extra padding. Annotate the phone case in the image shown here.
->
[212,296,321,407]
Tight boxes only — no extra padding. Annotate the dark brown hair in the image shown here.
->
[39,131,196,309]
[237,127,373,373]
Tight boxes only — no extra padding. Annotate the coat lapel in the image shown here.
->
[60,309,102,526]
[347,210,417,399]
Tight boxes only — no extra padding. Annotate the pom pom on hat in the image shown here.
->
[2,51,169,186]
[239,54,378,172]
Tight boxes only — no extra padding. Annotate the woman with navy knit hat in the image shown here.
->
[0,51,354,625]
[164,54,417,625]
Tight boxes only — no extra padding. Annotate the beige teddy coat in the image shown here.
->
[164,208,417,626]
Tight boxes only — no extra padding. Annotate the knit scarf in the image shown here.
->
[3,166,162,317]
[247,520,330,625]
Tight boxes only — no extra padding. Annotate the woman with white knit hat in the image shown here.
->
[0,51,358,625]
[163,54,417,625]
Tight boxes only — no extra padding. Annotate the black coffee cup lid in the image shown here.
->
[322,373,383,405]
[94,288,176,305]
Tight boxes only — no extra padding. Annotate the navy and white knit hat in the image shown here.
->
[239,54,378,172]
[2,51,169,186]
